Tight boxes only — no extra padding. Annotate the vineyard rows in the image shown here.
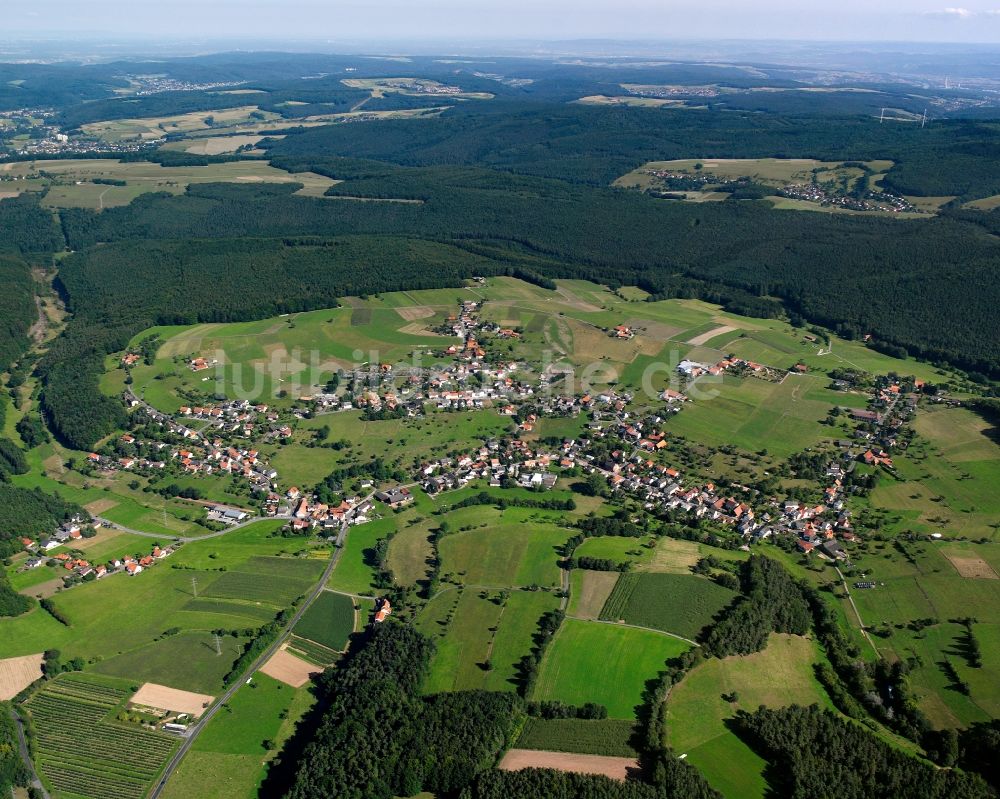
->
[24,676,179,799]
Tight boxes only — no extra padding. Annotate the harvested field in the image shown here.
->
[398,322,443,336]
[259,647,321,687]
[396,305,436,321]
[130,682,214,717]
[624,319,686,343]
[571,571,620,620]
[943,551,999,580]
[688,324,736,346]
[83,497,118,514]
[639,537,702,574]
[498,749,639,781]
[0,653,43,699]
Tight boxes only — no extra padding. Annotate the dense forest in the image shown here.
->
[701,555,811,656]
[733,705,995,799]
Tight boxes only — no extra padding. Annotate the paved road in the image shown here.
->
[10,705,50,799]
[148,492,374,799]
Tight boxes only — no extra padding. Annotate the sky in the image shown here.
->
[9,0,1000,44]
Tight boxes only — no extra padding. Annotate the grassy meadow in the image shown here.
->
[531,619,690,719]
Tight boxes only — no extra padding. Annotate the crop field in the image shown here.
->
[25,675,179,799]
[0,653,43,699]
[202,569,314,607]
[286,635,340,667]
[417,588,560,694]
[600,572,736,640]
[291,590,355,651]
[81,105,277,141]
[516,717,639,757]
[328,516,395,595]
[161,673,315,799]
[0,521,300,669]
[531,619,690,719]
[666,633,829,799]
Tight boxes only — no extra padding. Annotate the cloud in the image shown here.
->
[924,6,1000,17]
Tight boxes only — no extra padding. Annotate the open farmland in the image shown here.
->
[81,105,277,141]
[531,619,690,719]
[92,631,254,695]
[0,653,43,699]
[24,675,179,799]
[160,673,314,799]
[0,158,339,210]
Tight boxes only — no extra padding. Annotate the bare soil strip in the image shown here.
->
[942,551,999,580]
[259,647,322,688]
[499,749,640,781]
[130,682,215,717]
[687,324,736,346]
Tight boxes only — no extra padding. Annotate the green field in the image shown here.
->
[25,674,179,799]
[92,631,252,694]
[516,717,639,757]
[437,519,569,589]
[845,538,1000,727]
[161,673,315,799]
[531,619,690,719]
[666,633,830,799]
[599,572,736,640]
[202,570,313,607]
[291,590,355,651]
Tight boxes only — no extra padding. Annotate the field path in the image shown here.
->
[835,566,881,659]
[686,324,735,347]
[579,617,699,646]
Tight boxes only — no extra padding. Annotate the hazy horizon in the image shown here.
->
[9,0,1000,46]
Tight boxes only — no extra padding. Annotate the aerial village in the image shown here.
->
[67,297,937,610]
